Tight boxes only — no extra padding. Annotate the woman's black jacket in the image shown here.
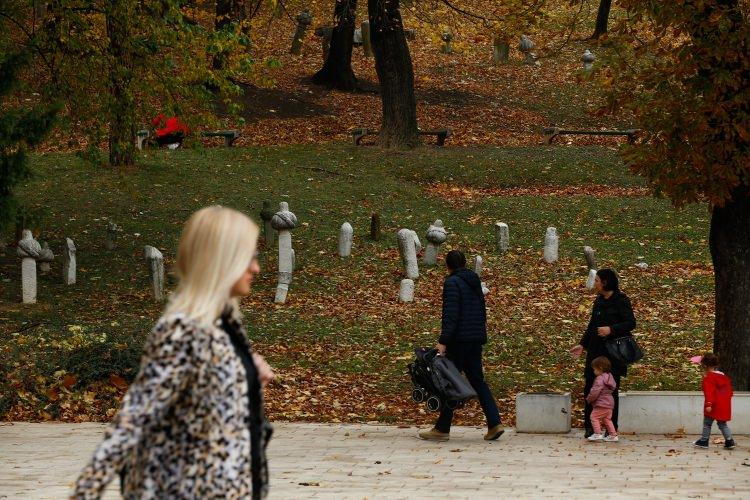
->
[579,291,636,376]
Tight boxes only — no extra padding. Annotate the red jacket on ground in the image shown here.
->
[702,370,733,421]
[152,114,190,138]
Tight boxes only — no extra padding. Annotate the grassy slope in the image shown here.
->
[0,145,712,425]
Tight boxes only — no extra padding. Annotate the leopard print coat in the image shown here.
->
[72,312,268,499]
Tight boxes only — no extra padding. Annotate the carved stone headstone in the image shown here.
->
[441,32,454,54]
[260,201,275,246]
[495,222,509,253]
[399,278,415,303]
[106,222,121,250]
[586,269,597,290]
[473,255,483,278]
[543,227,559,263]
[271,202,298,303]
[290,10,313,55]
[17,230,41,304]
[62,238,76,285]
[583,246,597,270]
[144,245,165,301]
[493,36,509,64]
[581,49,595,71]
[397,228,421,279]
[518,35,537,66]
[370,213,381,241]
[38,242,54,273]
[338,222,353,257]
[423,219,447,266]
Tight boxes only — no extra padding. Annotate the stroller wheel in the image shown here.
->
[411,388,426,403]
[426,396,441,412]
[446,399,459,410]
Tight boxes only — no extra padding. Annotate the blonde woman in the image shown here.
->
[73,206,274,499]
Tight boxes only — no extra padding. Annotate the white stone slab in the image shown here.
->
[516,392,571,433]
[619,391,750,435]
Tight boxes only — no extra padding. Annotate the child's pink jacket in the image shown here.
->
[586,372,617,409]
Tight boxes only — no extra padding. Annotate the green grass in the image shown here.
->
[0,144,713,424]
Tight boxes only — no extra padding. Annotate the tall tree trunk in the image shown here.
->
[591,0,612,39]
[311,0,357,91]
[106,0,135,167]
[710,187,750,390]
[368,0,419,148]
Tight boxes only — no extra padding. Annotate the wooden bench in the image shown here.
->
[200,130,241,147]
[543,127,639,145]
[352,127,451,146]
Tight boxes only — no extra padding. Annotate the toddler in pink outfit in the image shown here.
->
[586,356,619,442]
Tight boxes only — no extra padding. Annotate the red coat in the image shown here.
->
[152,114,190,138]
[702,370,733,421]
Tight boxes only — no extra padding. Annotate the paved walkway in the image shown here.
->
[1,422,749,499]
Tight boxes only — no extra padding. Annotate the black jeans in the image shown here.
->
[583,365,621,433]
[435,343,501,433]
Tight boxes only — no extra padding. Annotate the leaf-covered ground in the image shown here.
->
[0,145,713,427]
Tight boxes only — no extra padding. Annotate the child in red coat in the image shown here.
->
[693,353,735,449]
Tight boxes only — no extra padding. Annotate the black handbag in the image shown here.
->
[605,335,644,365]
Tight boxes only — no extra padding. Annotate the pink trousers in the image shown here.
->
[590,407,617,436]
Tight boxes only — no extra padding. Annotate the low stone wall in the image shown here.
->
[618,391,750,435]
[516,392,571,433]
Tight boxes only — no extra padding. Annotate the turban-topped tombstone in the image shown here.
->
[17,230,41,304]
[423,219,447,266]
[38,242,55,273]
[290,10,313,55]
[518,34,537,66]
[62,238,76,285]
[581,49,595,71]
[271,202,298,303]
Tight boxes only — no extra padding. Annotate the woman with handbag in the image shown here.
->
[73,206,274,499]
[569,269,636,438]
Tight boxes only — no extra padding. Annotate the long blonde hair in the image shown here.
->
[166,206,259,327]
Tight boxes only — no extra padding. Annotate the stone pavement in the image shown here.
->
[1,422,749,499]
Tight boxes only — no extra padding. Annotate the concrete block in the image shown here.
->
[618,391,750,435]
[516,392,571,433]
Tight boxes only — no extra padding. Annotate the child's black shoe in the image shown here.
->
[724,439,736,450]
[693,438,709,448]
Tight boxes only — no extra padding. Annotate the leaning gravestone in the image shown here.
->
[271,202,298,303]
[338,222,353,257]
[423,219,447,266]
[586,269,597,290]
[38,242,54,273]
[17,230,41,304]
[473,255,483,278]
[543,227,559,263]
[495,222,509,253]
[62,238,76,285]
[143,246,165,301]
[397,229,421,279]
[518,34,537,66]
[290,10,313,55]
[583,246,597,270]
[399,278,415,302]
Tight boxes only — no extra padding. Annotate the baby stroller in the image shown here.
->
[407,347,477,412]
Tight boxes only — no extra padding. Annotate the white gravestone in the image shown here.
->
[473,255,483,278]
[543,227,559,263]
[583,246,597,270]
[62,238,76,285]
[495,222,509,252]
[338,222,353,257]
[423,219,447,266]
[397,229,422,279]
[271,202,298,304]
[17,230,41,304]
[399,278,415,302]
[586,269,597,290]
[143,246,165,301]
